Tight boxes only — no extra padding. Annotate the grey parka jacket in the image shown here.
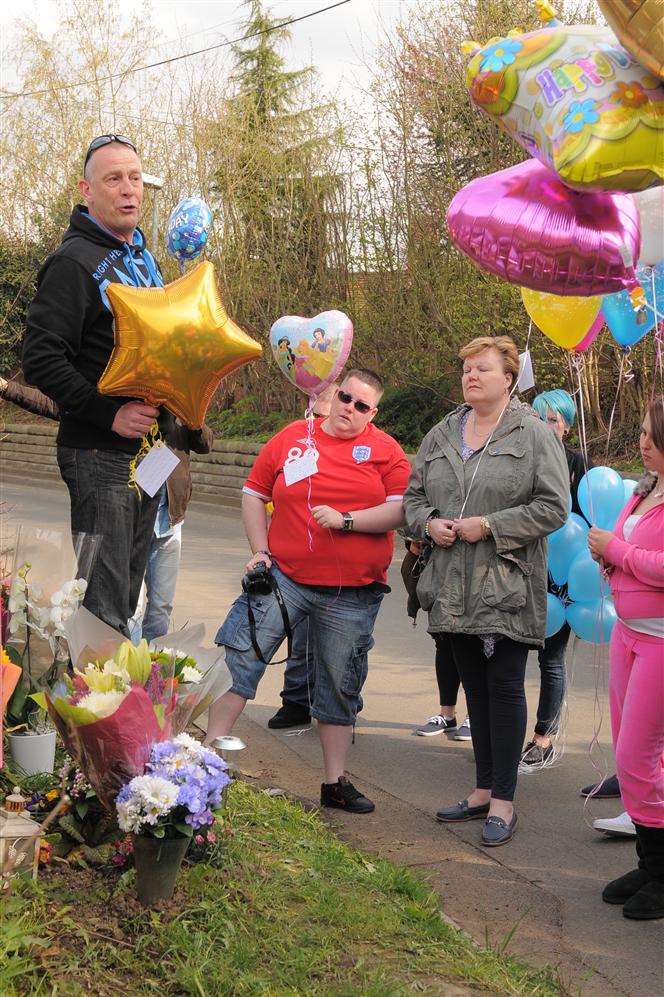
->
[403,399,569,647]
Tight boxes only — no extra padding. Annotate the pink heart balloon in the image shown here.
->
[447,159,641,296]
[270,310,353,398]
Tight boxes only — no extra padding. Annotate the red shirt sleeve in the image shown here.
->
[381,443,411,500]
[244,437,279,501]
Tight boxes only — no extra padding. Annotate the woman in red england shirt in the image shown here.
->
[208,369,411,814]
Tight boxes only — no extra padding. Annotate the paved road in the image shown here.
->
[3,477,662,995]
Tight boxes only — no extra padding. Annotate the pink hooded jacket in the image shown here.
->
[604,493,664,623]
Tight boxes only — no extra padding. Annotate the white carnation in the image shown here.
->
[77,689,127,718]
[180,665,202,684]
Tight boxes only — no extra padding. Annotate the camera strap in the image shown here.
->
[246,576,293,665]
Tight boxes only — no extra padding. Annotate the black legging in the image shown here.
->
[433,633,461,707]
[447,633,529,802]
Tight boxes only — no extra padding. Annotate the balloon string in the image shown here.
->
[304,394,317,552]
[128,420,161,493]
[604,351,627,460]
[651,268,664,400]
[570,353,595,524]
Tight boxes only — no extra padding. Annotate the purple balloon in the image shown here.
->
[446,160,641,297]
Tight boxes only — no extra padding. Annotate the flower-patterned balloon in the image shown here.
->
[464,22,664,192]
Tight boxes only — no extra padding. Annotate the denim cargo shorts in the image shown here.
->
[215,563,385,726]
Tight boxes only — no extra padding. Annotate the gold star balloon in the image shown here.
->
[98,261,262,428]
[598,1,664,80]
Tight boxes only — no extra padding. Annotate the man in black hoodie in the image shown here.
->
[23,135,166,636]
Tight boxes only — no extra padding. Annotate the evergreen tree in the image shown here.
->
[213,0,343,341]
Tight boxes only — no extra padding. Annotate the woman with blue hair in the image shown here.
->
[532,390,587,516]
[520,388,591,769]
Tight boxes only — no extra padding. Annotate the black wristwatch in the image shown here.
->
[342,512,354,532]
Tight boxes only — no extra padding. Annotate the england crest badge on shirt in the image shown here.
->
[352,445,371,463]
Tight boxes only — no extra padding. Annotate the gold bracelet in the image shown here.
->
[480,516,491,540]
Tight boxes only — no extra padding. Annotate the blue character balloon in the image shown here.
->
[545,593,566,639]
[602,263,664,349]
[578,466,626,531]
[547,512,589,586]
[566,598,617,645]
[167,197,213,267]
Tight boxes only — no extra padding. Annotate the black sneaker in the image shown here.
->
[267,702,311,729]
[519,740,556,771]
[580,773,620,799]
[320,776,375,814]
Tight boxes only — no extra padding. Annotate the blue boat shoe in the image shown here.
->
[436,799,491,823]
[481,812,518,846]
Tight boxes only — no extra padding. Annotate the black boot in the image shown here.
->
[602,832,649,904]
[622,824,664,920]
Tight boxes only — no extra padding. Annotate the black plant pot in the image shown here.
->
[132,834,190,906]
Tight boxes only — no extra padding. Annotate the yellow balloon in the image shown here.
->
[98,261,262,428]
[521,288,602,350]
[598,1,664,81]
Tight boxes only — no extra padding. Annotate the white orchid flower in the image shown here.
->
[8,612,25,635]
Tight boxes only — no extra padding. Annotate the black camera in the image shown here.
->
[241,561,272,597]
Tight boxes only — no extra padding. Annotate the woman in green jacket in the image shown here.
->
[404,336,569,846]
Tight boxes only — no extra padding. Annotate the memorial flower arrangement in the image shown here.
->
[115,733,230,839]
[42,639,182,808]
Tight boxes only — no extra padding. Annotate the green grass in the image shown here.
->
[5,782,566,996]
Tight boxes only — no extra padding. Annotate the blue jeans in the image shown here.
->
[215,564,385,726]
[535,623,570,736]
[57,447,160,637]
[129,526,182,643]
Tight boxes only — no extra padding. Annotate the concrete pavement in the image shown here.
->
[3,477,662,995]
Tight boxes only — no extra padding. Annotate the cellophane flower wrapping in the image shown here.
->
[4,528,101,729]
[116,734,231,838]
[150,624,232,735]
[5,527,100,648]
[46,607,176,810]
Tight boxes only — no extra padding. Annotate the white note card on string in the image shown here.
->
[135,444,180,497]
[283,448,319,487]
[517,350,535,392]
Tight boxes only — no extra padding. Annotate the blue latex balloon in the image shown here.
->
[547,513,590,586]
[566,598,617,645]
[567,549,605,603]
[578,466,625,530]
[602,262,664,348]
[623,478,638,502]
[545,593,566,638]
[167,197,213,263]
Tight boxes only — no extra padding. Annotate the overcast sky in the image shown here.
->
[0,0,410,102]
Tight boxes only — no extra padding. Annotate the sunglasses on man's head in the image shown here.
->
[337,389,374,414]
[84,134,137,168]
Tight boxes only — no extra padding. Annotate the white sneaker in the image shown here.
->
[593,811,636,838]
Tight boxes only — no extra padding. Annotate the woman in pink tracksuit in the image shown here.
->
[588,397,664,921]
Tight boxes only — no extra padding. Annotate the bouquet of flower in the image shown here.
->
[41,608,233,809]
[150,623,233,734]
[41,633,177,809]
[116,733,230,840]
